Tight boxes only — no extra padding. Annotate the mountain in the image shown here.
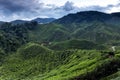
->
[10,18,56,25]
[0,21,4,23]
[54,11,120,26]
[32,18,55,24]
[1,11,120,49]
[0,21,4,25]
[26,11,120,45]
[54,11,111,24]
[2,11,120,52]
[111,12,120,17]
[50,11,120,44]
[11,20,29,24]
[0,11,120,80]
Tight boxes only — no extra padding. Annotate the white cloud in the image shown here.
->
[106,3,120,13]
[0,0,120,21]
[41,0,120,7]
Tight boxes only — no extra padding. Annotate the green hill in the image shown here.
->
[28,23,70,42]
[0,43,120,80]
[49,39,106,50]
[0,11,120,80]
[0,11,120,50]
[26,11,120,45]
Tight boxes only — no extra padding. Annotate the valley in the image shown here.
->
[0,11,120,80]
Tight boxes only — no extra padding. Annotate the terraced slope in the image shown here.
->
[0,43,120,80]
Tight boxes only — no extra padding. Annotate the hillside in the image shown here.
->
[0,11,120,45]
[0,11,120,80]
[52,11,120,44]
[22,11,120,45]
[54,11,120,25]
[0,43,120,80]
[49,39,107,50]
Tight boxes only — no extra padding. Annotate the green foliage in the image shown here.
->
[0,43,120,80]
[0,22,38,53]
[27,21,120,45]
[111,77,120,80]
[50,39,106,50]
[0,11,120,80]
[0,48,5,64]
[19,43,51,59]
[28,23,70,42]
[0,43,74,79]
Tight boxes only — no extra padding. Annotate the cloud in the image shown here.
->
[0,0,80,21]
[0,0,120,21]
[63,1,74,11]
[0,0,42,13]
[80,2,120,13]
[0,0,46,21]
[106,2,120,13]
[51,1,80,17]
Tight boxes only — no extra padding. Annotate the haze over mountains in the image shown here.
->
[0,18,56,24]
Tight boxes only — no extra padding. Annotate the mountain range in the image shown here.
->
[25,11,120,45]
[0,18,56,25]
[0,11,120,80]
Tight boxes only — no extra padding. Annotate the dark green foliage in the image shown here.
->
[0,48,5,64]
[28,23,70,42]
[0,22,38,53]
[74,57,120,80]
[19,43,51,59]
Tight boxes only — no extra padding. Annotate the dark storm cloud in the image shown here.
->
[0,0,43,13]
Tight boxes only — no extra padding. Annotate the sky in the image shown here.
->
[0,0,120,21]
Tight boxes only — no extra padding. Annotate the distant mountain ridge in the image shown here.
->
[111,12,120,17]
[53,11,119,24]
[36,11,120,44]
[11,20,29,24]
[1,11,120,44]
[32,18,55,24]
[0,18,56,25]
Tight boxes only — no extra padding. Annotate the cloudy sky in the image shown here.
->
[0,0,120,21]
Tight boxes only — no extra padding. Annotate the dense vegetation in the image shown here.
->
[49,39,107,50]
[0,11,120,80]
[0,43,120,80]
[0,22,38,52]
